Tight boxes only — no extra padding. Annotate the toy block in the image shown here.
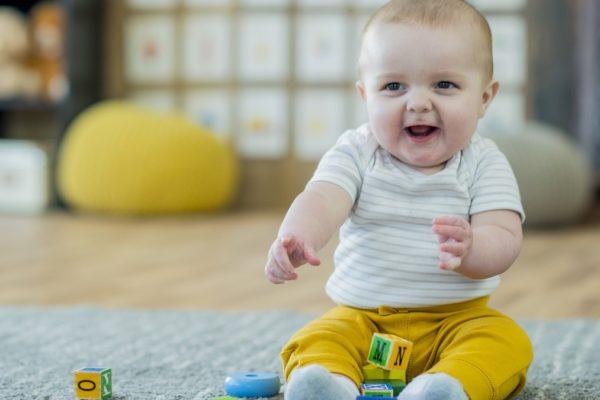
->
[360,382,394,397]
[364,379,406,396]
[362,364,406,382]
[367,333,413,371]
[74,367,112,399]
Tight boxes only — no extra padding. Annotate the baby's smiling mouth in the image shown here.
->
[405,125,439,138]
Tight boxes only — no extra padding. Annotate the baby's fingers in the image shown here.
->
[270,259,298,281]
[439,252,461,271]
[433,215,468,228]
[440,240,465,256]
[273,239,299,277]
[432,224,466,241]
[436,234,450,244]
[265,257,297,283]
[303,245,321,267]
[440,258,462,271]
[265,267,285,284]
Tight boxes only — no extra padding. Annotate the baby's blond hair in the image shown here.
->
[359,0,493,80]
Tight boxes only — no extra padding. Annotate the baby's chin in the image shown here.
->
[409,161,447,175]
[388,151,448,175]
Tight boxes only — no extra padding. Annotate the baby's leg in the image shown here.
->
[285,364,358,400]
[419,312,533,400]
[280,306,376,399]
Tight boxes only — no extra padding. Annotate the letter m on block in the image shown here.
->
[374,341,387,363]
[368,334,392,367]
[368,333,414,371]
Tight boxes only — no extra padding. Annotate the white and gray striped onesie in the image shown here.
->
[310,123,525,309]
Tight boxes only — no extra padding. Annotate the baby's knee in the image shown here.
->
[503,318,534,367]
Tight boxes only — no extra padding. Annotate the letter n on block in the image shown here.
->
[367,333,413,371]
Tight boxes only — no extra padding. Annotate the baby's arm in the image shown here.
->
[433,210,522,279]
[264,181,353,284]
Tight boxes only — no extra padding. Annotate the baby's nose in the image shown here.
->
[406,90,432,113]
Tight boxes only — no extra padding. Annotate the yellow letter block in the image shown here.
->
[367,333,413,371]
[74,367,112,399]
[362,364,406,382]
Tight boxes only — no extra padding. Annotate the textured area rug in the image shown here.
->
[0,307,598,399]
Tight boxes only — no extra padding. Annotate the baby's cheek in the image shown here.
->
[370,110,400,141]
[449,108,479,134]
[370,103,397,126]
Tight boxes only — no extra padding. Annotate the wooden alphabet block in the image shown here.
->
[367,333,413,371]
[360,382,394,397]
[74,367,112,399]
[364,379,406,396]
[362,364,406,382]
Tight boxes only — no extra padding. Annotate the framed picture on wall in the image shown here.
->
[127,0,175,9]
[237,88,288,158]
[238,13,289,81]
[182,14,232,82]
[296,14,348,82]
[184,90,232,139]
[240,0,291,7]
[352,0,389,10]
[297,0,345,8]
[184,0,233,5]
[125,16,176,83]
[488,16,527,86]
[468,0,526,11]
[294,89,347,160]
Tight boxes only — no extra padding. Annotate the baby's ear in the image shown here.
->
[356,81,367,100]
[479,80,500,118]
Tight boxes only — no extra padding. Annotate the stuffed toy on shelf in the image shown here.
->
[0,7,41,100]
[26,1,68,102]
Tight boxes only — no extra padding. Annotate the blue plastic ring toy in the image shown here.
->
[224,372,280,398]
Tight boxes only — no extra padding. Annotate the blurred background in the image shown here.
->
[0,0,598,317]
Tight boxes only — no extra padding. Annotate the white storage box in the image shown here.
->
[0,140,49,214]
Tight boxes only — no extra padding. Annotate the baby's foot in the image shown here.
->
[398,373,468,400]
[284,364,358,400]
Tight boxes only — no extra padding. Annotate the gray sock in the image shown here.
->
[398,373,468,400]
[284,364,358,400]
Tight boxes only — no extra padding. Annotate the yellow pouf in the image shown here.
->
[57,101,237,214]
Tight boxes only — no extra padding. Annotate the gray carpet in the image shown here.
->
[0,307,598,399]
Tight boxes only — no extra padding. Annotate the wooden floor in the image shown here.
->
[1,206,599,318]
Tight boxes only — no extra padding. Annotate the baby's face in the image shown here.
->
[357,23,498,174]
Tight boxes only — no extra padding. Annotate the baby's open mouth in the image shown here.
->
[405,125,439,138]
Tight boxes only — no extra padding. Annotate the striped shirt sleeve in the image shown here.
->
[309,129,373,204]
[469,138,526,222]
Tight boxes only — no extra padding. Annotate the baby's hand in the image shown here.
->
[264,236,321,284]
[431,215,473,271]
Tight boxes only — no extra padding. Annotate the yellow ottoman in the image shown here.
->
[57,101,237,214]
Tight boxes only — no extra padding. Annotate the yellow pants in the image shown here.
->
[281,296,533,400]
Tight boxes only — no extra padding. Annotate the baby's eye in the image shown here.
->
[436,81,458,89]
[384,82,404,91]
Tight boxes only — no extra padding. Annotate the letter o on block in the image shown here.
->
[74,367,112,400]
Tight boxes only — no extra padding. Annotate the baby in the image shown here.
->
[264,1,533,399]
